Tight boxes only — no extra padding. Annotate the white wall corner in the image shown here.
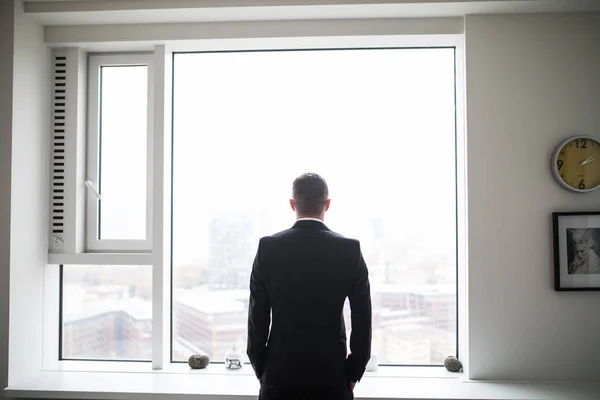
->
[0,0,15,394]
[9,0,51,386]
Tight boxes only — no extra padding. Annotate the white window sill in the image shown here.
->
[5,365,600,400]
[39,362,456,378]
[48,252,153,265]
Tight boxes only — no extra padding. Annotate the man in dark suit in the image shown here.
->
[247,173,372,400]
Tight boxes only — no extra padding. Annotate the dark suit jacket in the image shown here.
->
[247,219,372,388]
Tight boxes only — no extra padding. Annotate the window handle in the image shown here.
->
[85,180,102,200]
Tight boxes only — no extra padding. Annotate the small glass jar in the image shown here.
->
[225,344,243,369]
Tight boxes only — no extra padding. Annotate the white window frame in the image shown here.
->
[42,35,466,376]
[86,53,154,253]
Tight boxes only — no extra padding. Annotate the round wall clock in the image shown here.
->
[552,135,600,193]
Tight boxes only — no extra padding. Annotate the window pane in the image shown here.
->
[61,265,152,361]
[172,49,457,365]
[99,66,147,240]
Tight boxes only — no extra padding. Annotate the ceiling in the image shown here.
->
[24,0,600,25]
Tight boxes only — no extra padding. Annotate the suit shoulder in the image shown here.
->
[259,228,294,244]
[268,227,295,239]
[328,230,360,245]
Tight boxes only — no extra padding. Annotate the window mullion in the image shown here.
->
[151,45,172,370]
[85,55,102,251]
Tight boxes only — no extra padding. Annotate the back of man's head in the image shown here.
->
[292,173,329,218]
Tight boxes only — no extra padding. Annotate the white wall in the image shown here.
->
[7,0,50,387]
[0,0,15,394]
[466,12,600,382]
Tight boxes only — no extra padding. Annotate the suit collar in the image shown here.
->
[296,217,324,223]
[292,219,330,231]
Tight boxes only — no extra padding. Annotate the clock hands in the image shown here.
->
[580,154,598,166]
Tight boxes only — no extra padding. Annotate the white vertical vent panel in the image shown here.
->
[50,51,67,252]
[49,47,87,257]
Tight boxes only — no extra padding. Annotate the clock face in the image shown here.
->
[554,136,600,192]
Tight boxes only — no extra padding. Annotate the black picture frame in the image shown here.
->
[553,211,600,291]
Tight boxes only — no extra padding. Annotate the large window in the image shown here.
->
[171,48,457,365]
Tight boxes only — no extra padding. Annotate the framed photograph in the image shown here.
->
[553,212,600,291]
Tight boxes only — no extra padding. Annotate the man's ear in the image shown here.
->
[324,199,331,211]
[289,199,296,212]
